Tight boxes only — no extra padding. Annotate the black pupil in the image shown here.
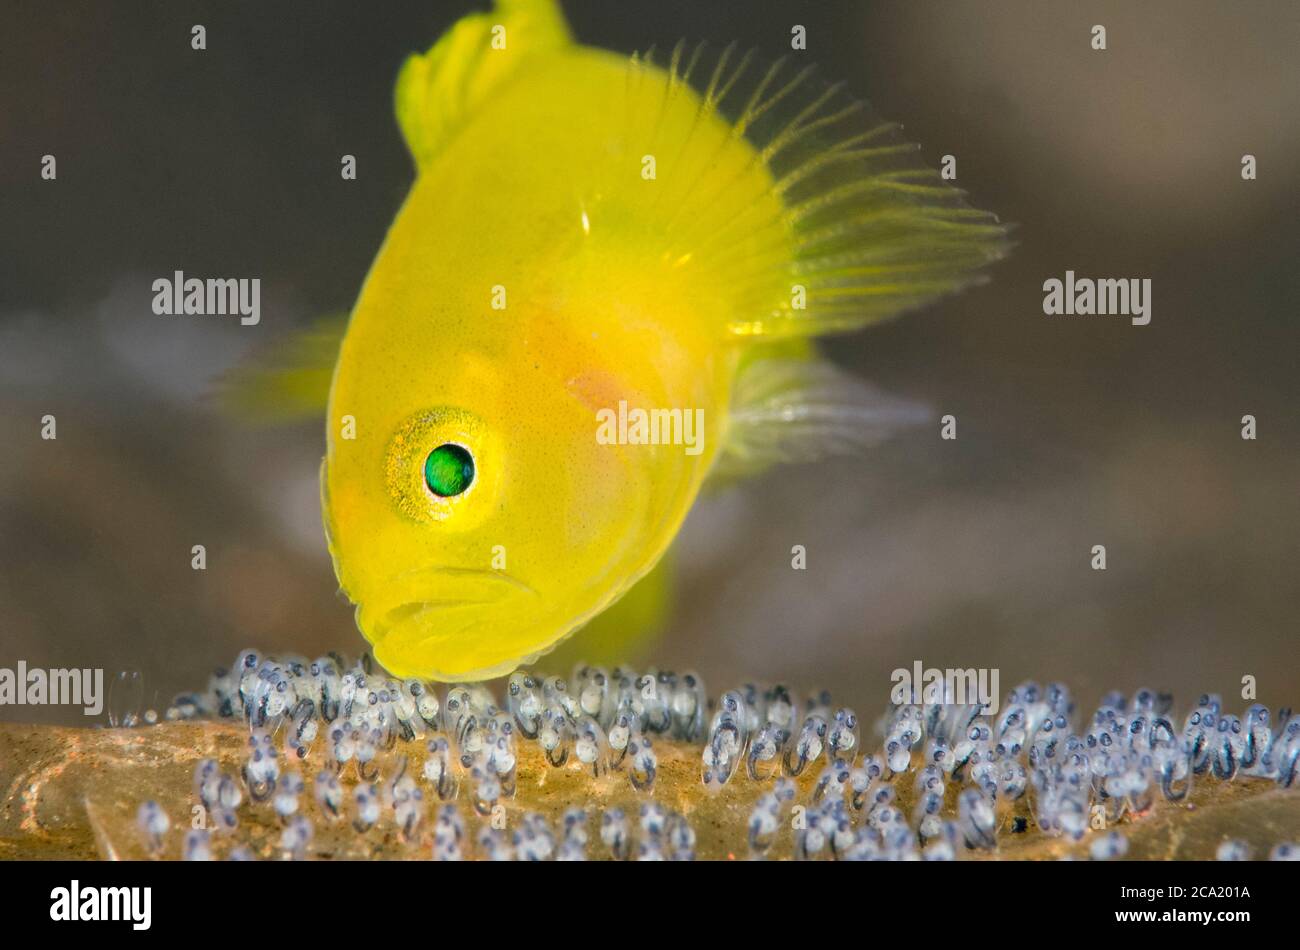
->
[425,443,475,497]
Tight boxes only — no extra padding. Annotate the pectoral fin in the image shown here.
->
[713,352,933,482]
[214,313,347,423]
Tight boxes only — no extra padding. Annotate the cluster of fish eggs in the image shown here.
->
[132,649,1300,860]
[139,650,703,860]
[762,684,1300,860]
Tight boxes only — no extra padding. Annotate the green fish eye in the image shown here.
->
[423,443,475,498]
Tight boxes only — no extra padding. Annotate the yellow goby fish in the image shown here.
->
[232,0,1007,680]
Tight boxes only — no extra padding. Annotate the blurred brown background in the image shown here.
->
[2,1,1297,725]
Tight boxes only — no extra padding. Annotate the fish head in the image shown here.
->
[323,323,672,682]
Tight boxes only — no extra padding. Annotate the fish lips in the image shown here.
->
[363,567,538,676]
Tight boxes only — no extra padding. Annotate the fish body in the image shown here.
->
[237,0,1008,680]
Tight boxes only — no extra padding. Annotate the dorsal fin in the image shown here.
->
[395,0,572,171]
[630,42,1010,339]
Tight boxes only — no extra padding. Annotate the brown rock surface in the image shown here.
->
[1,721,1294,860]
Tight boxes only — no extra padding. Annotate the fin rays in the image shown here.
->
[626,41,1009,338]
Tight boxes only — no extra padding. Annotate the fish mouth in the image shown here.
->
[380,599,489,627]
[391,565,537,597]
[369,566,537,645]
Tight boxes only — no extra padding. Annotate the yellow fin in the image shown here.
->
[395,0,572,171]
[632,42,1010,339]
[215,313,348,423]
